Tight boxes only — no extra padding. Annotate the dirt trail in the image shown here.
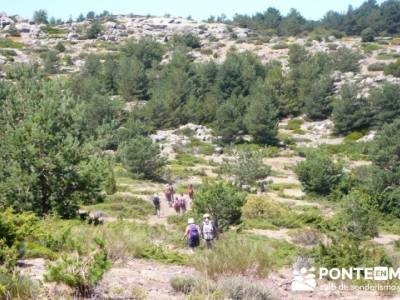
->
[98,259,198,299]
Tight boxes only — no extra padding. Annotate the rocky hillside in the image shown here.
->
[0,12,399,92]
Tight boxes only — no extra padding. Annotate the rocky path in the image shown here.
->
[98,259,198,300]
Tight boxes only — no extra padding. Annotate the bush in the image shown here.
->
[0,39,23,49]
[190,235,272,278]
[45,238,111,297]
[170,276,197,294]
[295,150,343,195]
[367,62,385,71]
[41,26,66,35]
[340,191,378,240]
[222,149,271,187]
[192,181,246,230]
[86,22,103,39]
[0,209,39,270]
[290,228,323,246]
[361,27,375,42]
[118,136,165,179]
[241,195,317,229]
[272,43,289,50]
[172,33,201,49]
[0,273,39,299]
[55,41,66,52]
[221,277,273,300]
[312,236,390,274]
[286,118,303,132]
[384,59,400,77]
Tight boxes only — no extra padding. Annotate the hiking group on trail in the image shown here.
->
[153,183,192,217]
[152,183,217,251]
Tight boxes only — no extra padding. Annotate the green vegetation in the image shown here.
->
[376,52,400,60]
[193,181,246,230]
[222,149,271,187]
[45,238,111,296]
[0,38,23,49]
[117,136,166,179]
[361,42,381,53]
[225,0,400,37]
[84,194,153,219]
[295,150,343,196]
[384,59,400,77]
[41,25,67,35]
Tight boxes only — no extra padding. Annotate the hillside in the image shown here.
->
[0,8,400,300]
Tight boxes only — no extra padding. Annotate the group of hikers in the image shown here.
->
[152,183,217,251]
[153,183,194,217]
[183,213,217,252]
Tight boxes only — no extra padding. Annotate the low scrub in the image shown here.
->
[0,273,39,300]
[45,238,111,297]
[0,38,23,49]
[84,194,153,219]
[220,277,273,300]
[190,234,273,278]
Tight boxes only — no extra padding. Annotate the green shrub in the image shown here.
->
[0,38,23,49]
[367,62,385,71]
[222,149,271,187]
[242,195,301,228]
[312,237,390,275]
[361,28,375,43]
[295,150,343,196]
[376,53,400,60]
[340,191,378,240]
[188,140,215,156]
[170,276,197,294]
[190,235,272,278]
[41,26,67,35]
[84,194,153,219]
[0,209,39,270]
[55,41,66,52]
[193,181,246,230]
[272,43,289,50]
[45,238,111,297]
[286,118,304,131]
[24,242,58,260]
[221,277,272,300]
[118,136,165,179]
[344,131,366,142]
[384,59,400,77]
[0,273,39,300]
[174,153,207,167]
[86,22,103,39]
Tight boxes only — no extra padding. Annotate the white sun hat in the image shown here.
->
[188,217,195,224]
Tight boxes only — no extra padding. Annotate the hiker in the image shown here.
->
[188,184,194,200]
[183,218,200,253]
[260,182,267,194]
[152,194,161,217]
[201,213,216,250]
[173,196,180,213]
[179,193,187,214]
[164,183,174,207]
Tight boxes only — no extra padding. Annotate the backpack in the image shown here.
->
[203,221,214,240]
[153,196,160,205]
[189,224,199,238]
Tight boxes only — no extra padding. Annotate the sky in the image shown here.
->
[1,0,385,22]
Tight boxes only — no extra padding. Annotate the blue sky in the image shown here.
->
[1,0,384,21]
